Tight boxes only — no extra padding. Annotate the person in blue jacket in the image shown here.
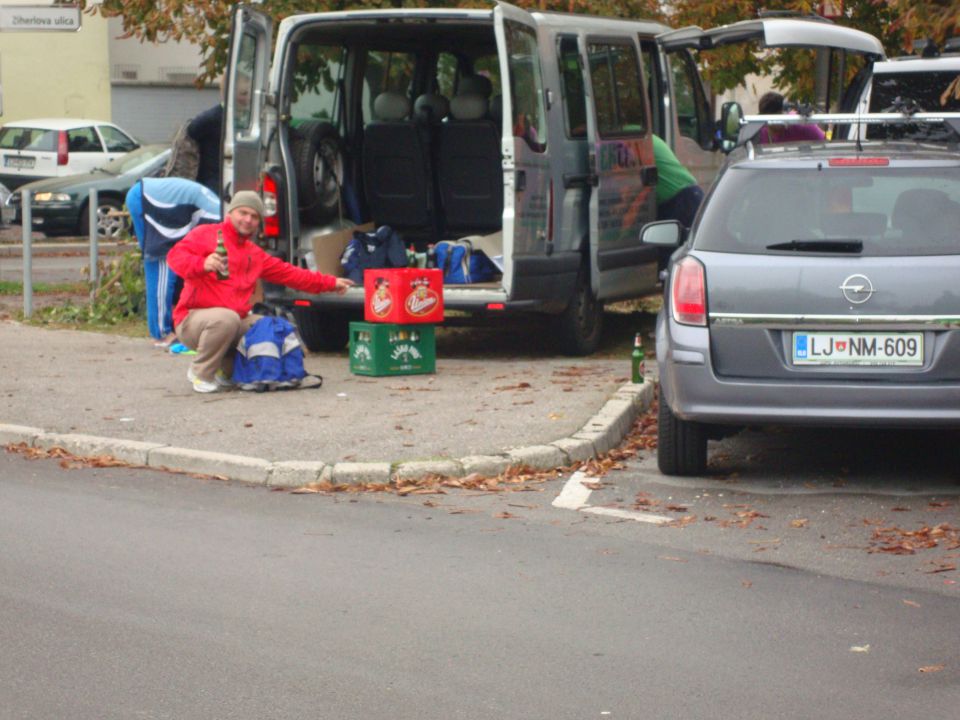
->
[125,177,221,344]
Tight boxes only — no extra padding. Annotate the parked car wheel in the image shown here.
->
[293,306,351,352]
[290,121,344,225]
[554,263,603,356]
[657,395,707,476]
[79,196,128,239]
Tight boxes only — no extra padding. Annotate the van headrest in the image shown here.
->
[413,93,450,124]
[450,94,489,122]
[459,74,493,98]
[373,92,412,122]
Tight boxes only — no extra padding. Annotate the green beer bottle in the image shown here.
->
[631,333,645,383]
[215,229,230,280]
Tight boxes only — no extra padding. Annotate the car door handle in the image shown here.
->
[516,170,526,191]
[641,165,659,187]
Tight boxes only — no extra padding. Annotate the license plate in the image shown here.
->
[793,332,923,366]
[3,155,35,169]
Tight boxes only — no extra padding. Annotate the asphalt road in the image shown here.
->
[2,451,958,719]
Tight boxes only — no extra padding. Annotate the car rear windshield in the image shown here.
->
[0,127,57,152]
[868,70,960,139]
[696,164,960,256]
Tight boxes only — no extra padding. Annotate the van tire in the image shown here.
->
[290,121,343,225]
[293,307,350,352]
[554,265,603,356]
[657,396,708,476]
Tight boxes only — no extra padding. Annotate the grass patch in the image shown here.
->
[0,280,88,295]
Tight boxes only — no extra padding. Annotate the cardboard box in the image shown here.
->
[308,222,375,276]
[363,267,444,324]
[349,322,436,376]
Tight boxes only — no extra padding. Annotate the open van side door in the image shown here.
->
[223,5,273,199]
[494,2,551,300]
[580,34,659,301]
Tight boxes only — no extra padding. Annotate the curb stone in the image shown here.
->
[2,380,656,486]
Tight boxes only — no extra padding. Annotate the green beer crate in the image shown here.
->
[349,321,436,376]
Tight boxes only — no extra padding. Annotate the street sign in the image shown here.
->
[0,3,81,32]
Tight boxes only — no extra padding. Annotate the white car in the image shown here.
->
[0,118,140,191]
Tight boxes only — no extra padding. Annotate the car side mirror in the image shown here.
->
[640,220,682,247]
[719,101,743,146]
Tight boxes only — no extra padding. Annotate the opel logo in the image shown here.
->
[839,274,875,304]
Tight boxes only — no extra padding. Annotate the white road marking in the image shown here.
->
[552,471,672,525]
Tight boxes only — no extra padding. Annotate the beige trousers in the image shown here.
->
[176,308,261,382]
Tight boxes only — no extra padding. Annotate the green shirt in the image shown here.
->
[652,134,697,205]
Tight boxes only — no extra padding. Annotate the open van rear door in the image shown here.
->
[223,5,273,199]
[658,18,885,59]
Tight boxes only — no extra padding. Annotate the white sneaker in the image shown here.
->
[187,367,218,394]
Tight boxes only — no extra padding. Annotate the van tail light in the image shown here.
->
[671,256,707,326]
[261,174,280,237]
[57,131,68,166]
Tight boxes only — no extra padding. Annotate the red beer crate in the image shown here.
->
[363,268,444,324]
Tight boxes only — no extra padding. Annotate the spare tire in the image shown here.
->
[289,121,344,225]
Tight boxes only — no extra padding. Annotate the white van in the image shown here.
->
[223,4,882,354]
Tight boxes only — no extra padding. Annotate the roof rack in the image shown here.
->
[738,111,960,147]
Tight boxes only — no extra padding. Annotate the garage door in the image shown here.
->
[112,85,220,143]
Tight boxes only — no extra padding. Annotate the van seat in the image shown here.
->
[437,93,503,234]
[362,91,436,234]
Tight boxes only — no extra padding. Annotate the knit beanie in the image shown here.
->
[226,190,265,218]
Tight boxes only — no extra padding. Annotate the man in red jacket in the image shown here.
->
[167,191,354,393]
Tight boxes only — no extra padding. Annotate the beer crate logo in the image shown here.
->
[369,277,393,318]
[405,277,439,317]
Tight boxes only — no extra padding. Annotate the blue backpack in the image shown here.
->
[232,316,322,391]
[434,239,497,284]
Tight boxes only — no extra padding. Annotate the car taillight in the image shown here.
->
[261,174,279,237]
[57,131,68,166]
[671,256,707,326]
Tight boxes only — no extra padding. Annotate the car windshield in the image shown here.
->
[695,164,960,256]
[0,127,58,151]
[97,145,167,175]
[867,69,960,139]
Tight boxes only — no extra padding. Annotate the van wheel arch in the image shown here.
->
[553,259,603,356]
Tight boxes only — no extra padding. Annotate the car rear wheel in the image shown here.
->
[657,395,707,476]
[290,121,344,225]
[293,306,351,353]
[554,263,603,356]
[79,197,127,239]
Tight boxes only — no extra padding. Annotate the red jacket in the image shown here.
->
[167,219,337,328]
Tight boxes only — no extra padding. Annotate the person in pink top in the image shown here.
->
[757,91,826,144]
[167,191,354,393]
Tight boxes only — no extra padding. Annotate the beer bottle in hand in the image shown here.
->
[215,230,230,280]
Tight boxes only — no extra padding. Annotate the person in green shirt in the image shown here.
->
[652,134,704,228]
[651,134,704,270]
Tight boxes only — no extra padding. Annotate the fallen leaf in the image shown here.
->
[494,511,519,519]
[741,580,753,589]
[658,555,688,563]
[919,664,945,673]
[890,506,911,512]
[850,645,871,653]
[790,518,809,528]
[902,600,921,608]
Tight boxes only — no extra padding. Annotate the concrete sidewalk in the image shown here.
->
[0,321,654,487]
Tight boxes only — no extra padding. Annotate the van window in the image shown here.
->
[640,40,666,139]
[588,41,647,137]
[234,31,258,132]
[670,52,710,146]
[558,36,587,139]
[291,43,345,126]
[436,52,501,100]
[362,50,416,125]
[867,70,960,139]
[504,20,547,152]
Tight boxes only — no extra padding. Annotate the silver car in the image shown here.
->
[645,108,960,475]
